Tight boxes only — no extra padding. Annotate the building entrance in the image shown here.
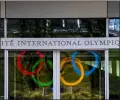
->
[0,17,120,100]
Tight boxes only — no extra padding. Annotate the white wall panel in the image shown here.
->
[6,1,107,18]
[108,1,120,17]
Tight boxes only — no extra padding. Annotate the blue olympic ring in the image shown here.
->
[71,51,100,76]
[51,51,100,92]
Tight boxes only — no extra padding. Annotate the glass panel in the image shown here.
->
[0,19,4,37]
[109,49,120,100]
[0,50,4,100]
[60,50,105,100]
[0,19,4,100]
[109,18,120,37]
[9,51,53,99]
[7,19,106,38]
[7,19,47,37]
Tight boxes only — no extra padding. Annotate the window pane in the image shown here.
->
[0,19,4,37]
[109,18,120,37]
[0,50,4,100]
[0,19,4,99]
[7,19,47,37]
[9,51,53,100]
[109,49,120,100]
[60,50,105,99]
[7,19,106,38]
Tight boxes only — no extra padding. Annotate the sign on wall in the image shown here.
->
[0,37,119,50]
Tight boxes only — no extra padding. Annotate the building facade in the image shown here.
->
[0,1,120,100]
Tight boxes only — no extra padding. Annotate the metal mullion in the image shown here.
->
[105,50,109,99]
[4,49,8,100]
[1,1,9,100]
[104,18,109,100]
[56,50,60,99]
[53,50,57,100]
[4,17,9,100]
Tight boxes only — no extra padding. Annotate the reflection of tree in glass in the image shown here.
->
[7,19,106,37]
[109,19,120,37]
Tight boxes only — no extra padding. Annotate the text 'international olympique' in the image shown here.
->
[0,39,119,47]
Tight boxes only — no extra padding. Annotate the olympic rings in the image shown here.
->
[16,51,44,76]
[60,57,84,86]
[16,51,100,88]
[31,59,53,87]
[71,51,100,76]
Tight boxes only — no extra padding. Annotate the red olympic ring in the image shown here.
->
[16,51,44,76]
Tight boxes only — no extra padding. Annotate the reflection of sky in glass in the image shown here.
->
[109,19,120,32]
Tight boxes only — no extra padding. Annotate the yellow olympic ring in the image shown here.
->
[60,57,84,86]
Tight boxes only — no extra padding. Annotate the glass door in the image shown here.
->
[59,50,105,100]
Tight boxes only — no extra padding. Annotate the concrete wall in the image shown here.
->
[0,1,5,18]
[108,1,120,17]
[0,1,120,18]
[6,1,107,18]
[0,1,1,18]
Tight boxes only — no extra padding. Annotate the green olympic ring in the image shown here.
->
[31,59,53,87]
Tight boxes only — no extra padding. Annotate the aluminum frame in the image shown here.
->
[53,50,56,99]
[56,50,60,99]
[104,18,109,100]
[4,18,9,100]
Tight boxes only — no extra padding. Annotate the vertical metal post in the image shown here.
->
[4,50,8,100]
[2,1,8,99]
[105,50,109,99]
[56,50,60,99]
[53,50,57,99]
[1,1,8,100]
[105,18,109,100]
[4,18,8,100]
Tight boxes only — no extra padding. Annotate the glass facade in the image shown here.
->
[0,50,4,100]
[0,1,120,100]
[109,49,120,100]
[60,51,105,100]
[1,18,120,100]
[0,19,4,100]
[0,19,4,37]
[9,51,53,99]
[109,18,120,37]
[7,19,106,38]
